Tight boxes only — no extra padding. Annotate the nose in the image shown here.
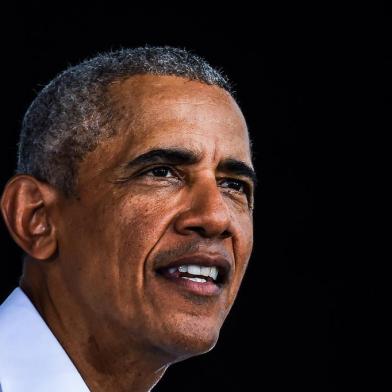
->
[174,178,233,239]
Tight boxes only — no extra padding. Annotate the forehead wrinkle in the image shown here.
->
[109,76,246,135]
[106,75,251,167]
[136,108,245,139]
[114,82,236,117]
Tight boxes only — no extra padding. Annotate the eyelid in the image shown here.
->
[218,178,254,210]
[139,164,183,179]
[218,177,252,191]
[116,166,254,208]
[139,166,253,192]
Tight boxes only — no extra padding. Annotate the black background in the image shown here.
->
[0,4,377,391]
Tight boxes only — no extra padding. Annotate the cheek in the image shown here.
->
[79,190,170,254]
[114,192,175,274]
[231,206,253,255]
[115,213,157,274]
[60,193,165,279]
[229,213,254,291]
[67,193,175,316]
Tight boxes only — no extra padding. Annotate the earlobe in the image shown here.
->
[1,175,58,260]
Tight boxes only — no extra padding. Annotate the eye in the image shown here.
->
[143,166,176,178]
[219,178,247,193]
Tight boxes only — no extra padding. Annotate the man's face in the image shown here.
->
[55,75,254,360]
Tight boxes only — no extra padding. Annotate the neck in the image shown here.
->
[20,263,171,392]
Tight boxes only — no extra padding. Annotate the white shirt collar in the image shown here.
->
[0,287,90,392]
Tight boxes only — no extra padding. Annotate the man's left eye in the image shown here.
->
[220,179,247,193]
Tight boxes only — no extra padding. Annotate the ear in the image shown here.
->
[1,175,59,260]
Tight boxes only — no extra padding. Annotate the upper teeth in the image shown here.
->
[170,265,219,280]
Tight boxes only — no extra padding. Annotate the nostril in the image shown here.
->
[185,226,232,239]
[187,226,207,237]
[220,230,231,239]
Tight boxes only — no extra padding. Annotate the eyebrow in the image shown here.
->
[123,147,257,186]
[217,158,257,187]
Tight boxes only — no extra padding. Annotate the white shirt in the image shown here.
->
[0,287,90,392]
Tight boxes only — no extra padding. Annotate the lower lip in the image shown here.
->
[157,274,222,297]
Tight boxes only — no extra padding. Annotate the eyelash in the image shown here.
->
[143,166,179,179]
[140,165,249,195]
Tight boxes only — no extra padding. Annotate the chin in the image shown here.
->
[156,315,223,363]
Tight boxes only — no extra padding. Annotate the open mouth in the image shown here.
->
[155,256,231,296]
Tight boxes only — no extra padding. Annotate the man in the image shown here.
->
[0,47,255,391]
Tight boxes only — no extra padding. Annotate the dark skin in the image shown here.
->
[1,75,255,391]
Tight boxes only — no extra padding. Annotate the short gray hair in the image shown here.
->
[17,46,233,197]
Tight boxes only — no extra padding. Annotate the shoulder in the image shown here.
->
[0,288,90,392]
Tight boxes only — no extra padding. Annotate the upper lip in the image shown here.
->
[154,253,232,282]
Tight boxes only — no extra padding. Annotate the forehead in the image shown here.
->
[108,75,251,159]
[110,74,239,117]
